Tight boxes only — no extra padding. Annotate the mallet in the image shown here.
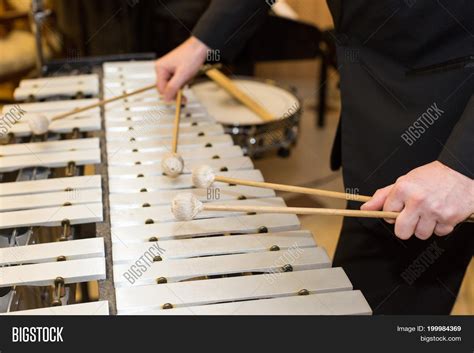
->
[160,89,185,178]
[171,193,398,221]
[172,193,474,223]
[27,83,162,135]
[192,165,372,202]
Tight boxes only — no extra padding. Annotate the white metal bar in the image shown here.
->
[0,149,101,172]
[115,268,350,314]
[0,203,103,229]
[111,213,300,243]
[0,188,102,212]
[108,156,253,179]
[112,230,315,263]
[0,175,101,197]
[0,138,99,156]
[108,185,274,209]
[0,238,104,265]
[132,291,372,315]
[1,301,110,316]
[110,197,287,226]
[0,257,106,287]
[113,247,330,286]
[9,117,101,137]
[108,169,262,193]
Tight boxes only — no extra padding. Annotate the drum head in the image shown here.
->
[191,79,300,126]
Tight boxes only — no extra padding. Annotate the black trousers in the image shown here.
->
[333,211,474,315]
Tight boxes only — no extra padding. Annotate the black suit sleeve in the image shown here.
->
[438,95,474,178]
[192,0,270,61]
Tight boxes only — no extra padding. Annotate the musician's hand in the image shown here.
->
[361,161,474,240]
[155,36,209,101]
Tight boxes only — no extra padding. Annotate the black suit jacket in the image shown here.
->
[193,1,474,196]
[193,0,269,61]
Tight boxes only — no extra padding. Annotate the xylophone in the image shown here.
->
[0,60,372,315]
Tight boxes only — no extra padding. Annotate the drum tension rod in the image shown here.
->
[51,277,65,307]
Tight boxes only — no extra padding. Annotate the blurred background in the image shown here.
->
[0,0,471,314]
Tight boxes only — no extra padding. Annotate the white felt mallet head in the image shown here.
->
[171,193,204,221]
[28,114,50,135]
[161,152,184,178]
[192,165,216,188]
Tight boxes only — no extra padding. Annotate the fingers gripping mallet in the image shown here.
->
[190,166,474,223]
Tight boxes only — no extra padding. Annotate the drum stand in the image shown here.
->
[31,0,51,76]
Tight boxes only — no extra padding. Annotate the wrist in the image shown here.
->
[188,36,210,58]
[436,160,474,212]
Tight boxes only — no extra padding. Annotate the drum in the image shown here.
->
[191,77,301,158]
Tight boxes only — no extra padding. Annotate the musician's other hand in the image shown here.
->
[361,161,474,240]
[155,36,209,101]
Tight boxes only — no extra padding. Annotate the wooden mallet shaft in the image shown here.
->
[210,176,474,221]
[205,68,274,122]
[213,175,372,202]
[171,89,183,153]
[202,204,474,222]
[50,83,160,121]
[202,204,398,219]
